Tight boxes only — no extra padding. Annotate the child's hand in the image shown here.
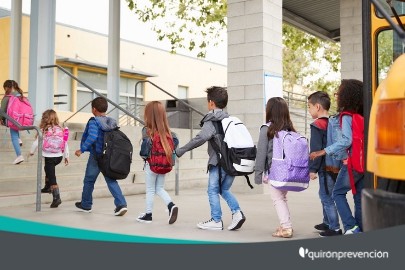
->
[75,150,82,157]
[309,149,326,160]
[64,158,69,166]
[310,172,318,180]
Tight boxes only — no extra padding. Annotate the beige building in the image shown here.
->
[0,9,227,123]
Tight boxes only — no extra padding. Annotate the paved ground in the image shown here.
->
[0,182,331,243]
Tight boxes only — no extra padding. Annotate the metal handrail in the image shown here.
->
[0,110,43,212]
[41,65,145,126]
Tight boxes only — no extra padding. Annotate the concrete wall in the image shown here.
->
[340,0,363,80]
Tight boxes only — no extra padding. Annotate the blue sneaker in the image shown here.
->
[344,225,361,235]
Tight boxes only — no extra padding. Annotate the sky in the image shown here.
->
[0,0,228,65]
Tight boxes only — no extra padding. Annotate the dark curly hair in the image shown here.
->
[336,79,363,116]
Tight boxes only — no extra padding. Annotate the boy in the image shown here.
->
[176,86,246,231]
[307,91,341,236]
[74,97,128,216]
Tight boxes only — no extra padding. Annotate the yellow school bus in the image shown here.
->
[363,0,405,230]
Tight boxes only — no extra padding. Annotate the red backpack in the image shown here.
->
[147,133,175,174]
[339,112,364,194]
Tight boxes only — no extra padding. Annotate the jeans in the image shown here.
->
[208,165,241,222]
[44,156,62,186]
[318,171,340,230]
[268,184,292,229]
[81,154,127,209]
[144,162,172,213]
[332,165,364,231]
[10,128,21,156]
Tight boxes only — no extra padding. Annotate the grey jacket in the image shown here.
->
[176,109,229,166]
[254,124,274,185]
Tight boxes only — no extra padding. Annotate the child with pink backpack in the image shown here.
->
[30,109,69,208]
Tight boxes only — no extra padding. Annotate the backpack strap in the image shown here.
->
[210,121,224,194]
[339,112,357,194]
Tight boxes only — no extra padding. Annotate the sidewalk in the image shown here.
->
[0,183,325,243]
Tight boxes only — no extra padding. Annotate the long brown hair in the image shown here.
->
[40,109,60,131]
[144,101,173,162]
[3,80,24,99]
[265,97,296,139]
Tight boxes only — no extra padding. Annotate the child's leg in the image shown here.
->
[353,171,365,230]
[155,173,172,205]
[220,172,241,214]
[268,184,292,229]
[81,155,102,209]
[319,172,340,230]
[44,157,63,208]
[144,162,158,213]
[207,166,222,222]
[10,129,21,157]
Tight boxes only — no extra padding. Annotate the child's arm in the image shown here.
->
[309,124,324,178]
[76,120,98,156]
[29,137,39,155]
[176,122,215,157]
[254,126,271,184]
[63,143,69,165]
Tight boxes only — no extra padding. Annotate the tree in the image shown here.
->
[126,0,227,58]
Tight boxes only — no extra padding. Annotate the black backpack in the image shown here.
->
[92,118,133,180]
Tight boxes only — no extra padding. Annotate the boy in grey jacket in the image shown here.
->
[176,86,246,231]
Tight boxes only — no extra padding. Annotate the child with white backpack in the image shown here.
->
[30,109,69,208]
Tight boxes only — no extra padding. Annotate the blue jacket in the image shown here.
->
[80,116,118,155]
[325,114,352,161]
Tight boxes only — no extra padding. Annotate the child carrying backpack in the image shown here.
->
[254,97,301,238]
[29,109,69,208]
[310,79,364,235]
[137,101,179,225]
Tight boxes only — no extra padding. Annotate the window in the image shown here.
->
[178,85,188,99]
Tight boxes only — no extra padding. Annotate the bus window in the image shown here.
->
[375,0,405,18]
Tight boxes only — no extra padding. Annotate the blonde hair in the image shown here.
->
[40,109,60,131]
[144,101,173,163]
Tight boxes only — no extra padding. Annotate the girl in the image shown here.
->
[310,79,364,235]
[254,97,295,238]
[137,101,179,224]
[30,109,69,208]
[0,80,25,164]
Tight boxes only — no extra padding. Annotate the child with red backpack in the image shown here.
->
[0,80,33,165]
[310,79,364,235]
[29,109,69,208]
[137,101,179,224]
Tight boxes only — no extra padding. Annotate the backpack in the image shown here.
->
[42,126,69,153]
[267,127,310,192]
[6,95,34,130]
[147,133,175,174]
[210,116,257,191]
[339,112,364,194]
[94,118,133,180]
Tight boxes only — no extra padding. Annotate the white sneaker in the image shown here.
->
[13,155,24,165]
[18,138,23,146]
[197,218,223,230]
[227,210,246,231]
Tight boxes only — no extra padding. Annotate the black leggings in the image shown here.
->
[44,156,63,186]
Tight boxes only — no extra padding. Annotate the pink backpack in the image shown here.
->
[6,95,34,130]
[42,126,68,153]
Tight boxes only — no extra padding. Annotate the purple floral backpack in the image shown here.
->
[268,129,310,192]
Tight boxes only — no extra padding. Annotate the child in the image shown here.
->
[176,86,246,231]
[74,97,128,216]
[310,79,364,235]
[29,109,69,208]
[307,91,341,237]
[254,97,295,238]
[136,101,179,224]
[0,80,25,164]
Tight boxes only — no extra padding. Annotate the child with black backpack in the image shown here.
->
[310,79,364,235]
[29,109,69,208]
[74,97,128,216]
[137,101,179,224]
[176,86,246,231]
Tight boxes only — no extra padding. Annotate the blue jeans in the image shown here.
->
[81,154,127,209]
[144,162,172,213]
[208,165,241,222]
[332,165,364,231]
[10,128,21,156]
[318,171,340,230]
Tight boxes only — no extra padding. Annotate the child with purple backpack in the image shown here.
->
[254,97,298,238]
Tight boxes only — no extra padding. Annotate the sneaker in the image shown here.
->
[314,222,329,231]
[319,229,342,237]
[136,213,152,223]
[19,138,23,146]
[227,210,246,231]
[168,205,178,224]
[13,155,24,165]
[75,202,92,213]
[344,225,362,235]
[197,218,223,230]
[114,205,128,216]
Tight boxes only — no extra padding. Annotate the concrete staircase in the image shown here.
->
[0,124,218,208]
